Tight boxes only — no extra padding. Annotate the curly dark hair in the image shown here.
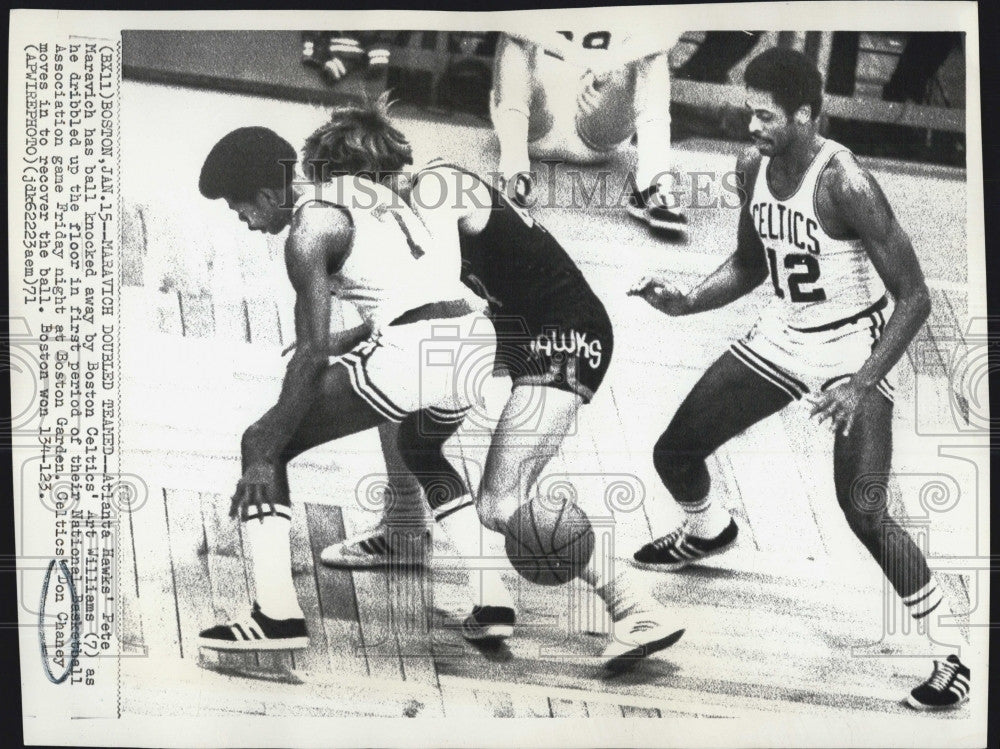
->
[744,47,823,120]
[301,92,413,183]
[199,126,297,202]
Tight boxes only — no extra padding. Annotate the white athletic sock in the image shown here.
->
[682,494,731,539]
[382,481,431,533]
[581,553,654,622]
[490,99,531,180]
[903,579,945,627]
[243,513,304,621]
[437,501,515,610]
[634,115,673,196]
[632,54,674,195]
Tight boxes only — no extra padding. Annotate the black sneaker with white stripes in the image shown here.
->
[632,518,739,571]
[907,654,971,710]
[462,605,516,641]
[197,602,309,651]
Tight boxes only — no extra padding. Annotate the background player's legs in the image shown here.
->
[490,35,551,183]
[377,421,432,532]
[651,351,792,539]
[631,53,674,196]
[241,363,389,621]
[574,65,637,152]
[395,412,516,613]
[832,391,944,631]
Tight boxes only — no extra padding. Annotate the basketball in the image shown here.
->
[504,496,596,586]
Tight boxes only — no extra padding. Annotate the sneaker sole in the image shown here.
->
[647,219,688,235]
[625,205,688,234]
[462,623,514,642]
[197,636,310,651]
[626,203,647,221]
[631,541,736,572]
[905,693,969,711]
[604,628,685,673]
[320,553,425,570]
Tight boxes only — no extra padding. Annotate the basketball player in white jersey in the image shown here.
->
[491,30,686,237]
[629,48,970,710]
[194,125,495,650]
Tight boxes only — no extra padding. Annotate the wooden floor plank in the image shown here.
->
[119,493,148,655]
[288,501,333,674]
[304,503,370,680]
[163,488,215,659]
[179,292,215,339]
[246,297,283,347]
[340,506,406,683]
[724,415,826,559]
[154,290,184,336]
[212,298,249,344]
[621,705,662,718]
[547,697,586,717]
[129,487,182,658]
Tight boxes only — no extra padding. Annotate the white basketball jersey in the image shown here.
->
[750,139,886,328]
[294,177,469,329]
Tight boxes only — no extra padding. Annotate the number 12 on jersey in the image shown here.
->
[765,247,827,303]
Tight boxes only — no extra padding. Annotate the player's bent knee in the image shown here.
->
[477,489,520,534]
[652,433,702,484]
[841,501,888,542]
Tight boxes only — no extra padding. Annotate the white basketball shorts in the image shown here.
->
[730,296,896,403]
[335,311,498,424]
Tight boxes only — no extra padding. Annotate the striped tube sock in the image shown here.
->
[582,555,655,622]
[903,580,944,623]
[681,494,731,539]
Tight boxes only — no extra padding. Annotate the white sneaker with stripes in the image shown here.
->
[602,611,685,673]
[320,523,430,569]
[197,602,309,651]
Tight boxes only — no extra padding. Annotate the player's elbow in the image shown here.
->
[894,281,932,324]
[912,284,933,323]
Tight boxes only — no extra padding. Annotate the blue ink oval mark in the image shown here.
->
[38,558,80,685]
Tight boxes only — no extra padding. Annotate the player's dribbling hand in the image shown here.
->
[230,462,280,520]
[627,275,688,315]
[807,380,866,436]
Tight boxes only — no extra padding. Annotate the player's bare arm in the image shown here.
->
[808,153,932,434]
[232,205,353,518]
[629,149,767,314]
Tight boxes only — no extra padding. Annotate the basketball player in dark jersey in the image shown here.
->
[305,100,684,670]
[629,47,970,710]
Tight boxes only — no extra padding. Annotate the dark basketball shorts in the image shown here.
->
[491,303,614,404]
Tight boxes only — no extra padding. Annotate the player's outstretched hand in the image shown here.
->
[628,275,688,315]
[230,462,280,520]
[806,380,866,436]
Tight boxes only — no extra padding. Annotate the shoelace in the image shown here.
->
[927,659,959,690]
[651,525,687,550]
